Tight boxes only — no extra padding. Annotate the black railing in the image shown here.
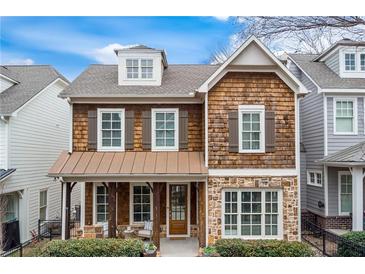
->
[302,218,365,257]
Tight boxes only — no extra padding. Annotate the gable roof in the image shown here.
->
[59,64,219,99]
[313,39,365,62]
[288,54,365,89]
[198,35,308,94]
[0,66,19,83]
[317,141,365,166]
[0,65,69,115]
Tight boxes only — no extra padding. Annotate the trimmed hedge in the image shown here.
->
[215,239,315,257]
[42,238,144,257]
[337,231,365,257]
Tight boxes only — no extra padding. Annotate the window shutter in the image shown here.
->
[125,110,134,150]
[88,110,97,150]
[265,111,276,153]
[228,111,239,153]
[142,111,151,150]
[179,110,188,150]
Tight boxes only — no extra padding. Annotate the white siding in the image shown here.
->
[0,120,7,169]
[3,80,80,242]
[0,76,15,93]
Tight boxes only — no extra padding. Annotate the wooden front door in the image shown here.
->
[169,184,188,235]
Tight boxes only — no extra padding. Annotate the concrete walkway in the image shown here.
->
[160,237,199,257]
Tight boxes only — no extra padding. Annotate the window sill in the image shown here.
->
[333,132,358,136]
[97,148,125,152]
[151,148,179,152]
[307,183,323,188]
[222,235,283,240]
[238,150,266,154]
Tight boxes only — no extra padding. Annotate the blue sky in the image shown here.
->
[0,16,238,80]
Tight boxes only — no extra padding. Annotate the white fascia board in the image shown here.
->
[198,36,308,94]
[320,89,365,94]
[208,168,298,177]
[0,74,19,84]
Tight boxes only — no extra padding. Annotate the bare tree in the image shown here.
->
[210,16,365,63]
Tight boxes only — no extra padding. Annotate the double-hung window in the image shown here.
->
[97,108,125,151]
[334,98,357,134]
[339,172,352,215]
[238,105,265,153]
[39,190,48,220]
[126,59,139,79]
[1,194,19,223]
[360,54,365,71]
[152,108,179,151]
[344,53,356,71]
[222,189,282,239]
[307,170,323,187]
[126,58,153,79]
[95,185,109,223]
[131,184,152,223]
[141,59,153,79]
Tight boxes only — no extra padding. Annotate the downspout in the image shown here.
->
[295,94,302,241]
[66,98,73,153]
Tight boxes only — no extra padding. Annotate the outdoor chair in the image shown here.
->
[137,220,153,241]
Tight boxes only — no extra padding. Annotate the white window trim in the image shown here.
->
[238,105,265,153]
[125,58,154,81]
[333,97,358,135]
[93,183,109,224]
[307,170,323,188]
[151,108,179,151]
[97,108,125,151]
[221,188,283,240]
[339,47,365,78]
[39,189,48,220]
[338,171,352,216]
[344,52,356,72]
[129,182,153,225]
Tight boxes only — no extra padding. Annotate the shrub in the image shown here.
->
[337,231,365,257]
[42,238,144,257]
[202,246,219,256]
[215,239,315,257]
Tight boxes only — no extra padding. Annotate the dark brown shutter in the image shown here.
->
[125,110,134,150]
[88,110,97,150]
[228,111,239,153]
[265,111,276,153]
[142,111,151,150]
[179,110,189,150]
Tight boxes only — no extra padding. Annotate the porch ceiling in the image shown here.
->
[48,151,207,179]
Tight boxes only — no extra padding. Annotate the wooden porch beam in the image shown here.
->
[198,181,206,247]
[65,182,71,240]
[152,182,161,249]
[108,182,117,238]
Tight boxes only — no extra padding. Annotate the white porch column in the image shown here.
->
[61,182,67,240]
[351,167,364,231]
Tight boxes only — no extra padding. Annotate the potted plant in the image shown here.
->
[202,246,219,257]
[143,242,157,257]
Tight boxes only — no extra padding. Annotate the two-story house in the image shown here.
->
[0,65,80,249]
[287,39,365,232]
[48,36,307,248]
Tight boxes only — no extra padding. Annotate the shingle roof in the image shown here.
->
[313,39,365,61]
[0,168,16,182]
[317,141,365,165]
[59,64,219,98]
[289,54,365,89]
[0,66,19,82]
[0,65,68,115]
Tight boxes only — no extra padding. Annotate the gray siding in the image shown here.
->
[327,96,365,155]
[324,51,340,76]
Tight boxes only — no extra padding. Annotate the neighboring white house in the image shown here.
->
[0,65,80,244]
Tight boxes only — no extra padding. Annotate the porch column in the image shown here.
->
[198,181,206,247]
[108,182,117,238]
[153,182,161,249]
[351,167,364,231]
[61,182,71,240]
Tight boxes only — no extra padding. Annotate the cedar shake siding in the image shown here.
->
[73,104,203,152]
[208,72,296,168]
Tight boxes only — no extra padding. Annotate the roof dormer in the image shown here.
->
[114,45,168,86]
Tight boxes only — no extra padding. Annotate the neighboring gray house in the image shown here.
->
[0,65,80,246]
[287,39,365,231]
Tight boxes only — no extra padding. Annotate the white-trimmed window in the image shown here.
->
[152,108,179,151]
[126,58,153,79]
[307,170,323,187]
[360,53,365,71]
[1,193,19,223]
[238,105,265,153]
[126,59,139,79]
[95,185,109,223]
[141,59,153,79]
[97,108,125,151]
[344,53,356,71]
[339,171,352,215]
[222,189,282,239]
[130,184,152,223]
[334,98,357,135]
[39,190,48,220]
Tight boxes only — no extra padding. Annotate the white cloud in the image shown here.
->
[88,43,138,64]
[213,16,230,21]
[4,58,35,65]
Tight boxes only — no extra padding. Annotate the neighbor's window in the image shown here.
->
[239,105,265,153]
[126,59,139,79]
[132,185,151,223]
[141,59,153,79]
[344,53,356,71]
[339,172,352,215]
[96,185,109,223]
[307,171,323,187]
[222,189,282,239]
[1,194,19,223]
[152,108,178,151]
[360,54,365,71]
[39,190,48,220]
[98,108,124,151]
[335,99,356,134]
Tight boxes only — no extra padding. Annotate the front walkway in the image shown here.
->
[160,237,199,257]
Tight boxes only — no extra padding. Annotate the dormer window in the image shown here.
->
[361,54,365,71]
[126,59,139,79]
[340,48,365,78]
[126,58,153,80]
[344,53,355,71]
[141,59,153,79]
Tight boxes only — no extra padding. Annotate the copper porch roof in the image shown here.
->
[49,151,207,177]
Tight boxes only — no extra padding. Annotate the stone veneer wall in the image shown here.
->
[207,176,299,244]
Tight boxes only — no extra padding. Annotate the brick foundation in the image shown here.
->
[302,210,352,230]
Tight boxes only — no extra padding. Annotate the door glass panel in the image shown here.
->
[171,185,186,221]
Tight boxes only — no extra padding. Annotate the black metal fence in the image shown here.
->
[302,218,365,256]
